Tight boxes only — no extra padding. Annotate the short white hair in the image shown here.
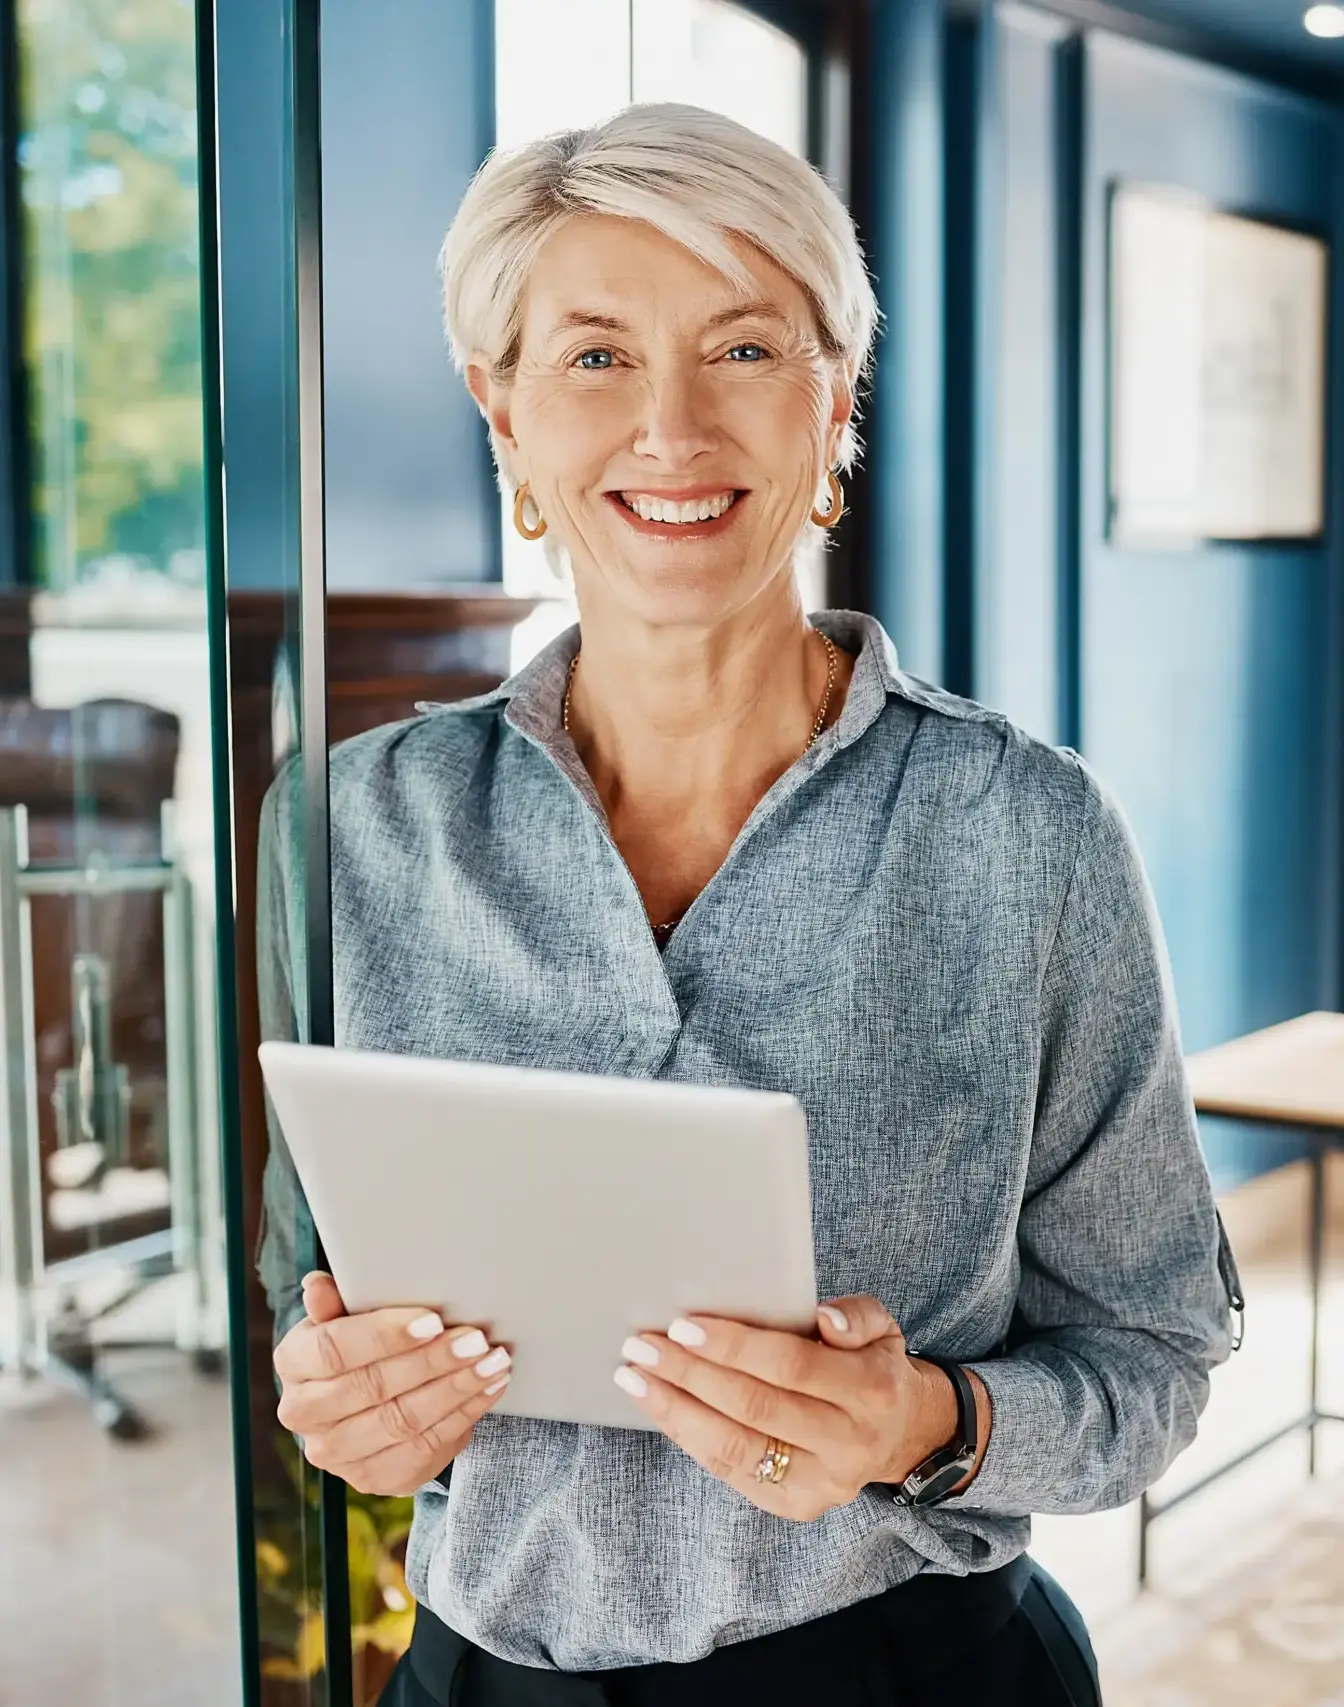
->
[439,102,881,514]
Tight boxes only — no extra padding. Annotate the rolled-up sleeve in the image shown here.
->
[958,757,1235,1518]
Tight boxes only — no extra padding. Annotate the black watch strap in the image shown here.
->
[890,1354,978,1509]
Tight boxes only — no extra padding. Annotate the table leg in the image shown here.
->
[1309,1147,1325,1477]
[1138,1489,1150,1587]
[1138,1120,1344,1589]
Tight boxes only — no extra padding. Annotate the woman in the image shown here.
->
[260,104,1238,1706]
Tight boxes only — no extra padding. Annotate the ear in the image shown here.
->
[825,371,855,469]
[465,356,519,456]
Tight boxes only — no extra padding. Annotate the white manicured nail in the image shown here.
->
[475,1346,511,1378]
[407,1313,445,1341]
[622,1336,659,1367]
[819,1305,849,1332]
[450,1328,489,1359]
[483,1374,511,1395]
[614,1366,648,1398]
[667,1317,707,1347]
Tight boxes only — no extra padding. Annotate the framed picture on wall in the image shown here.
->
[1107,184,1330,547]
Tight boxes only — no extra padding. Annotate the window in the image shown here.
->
[492,0,814,654]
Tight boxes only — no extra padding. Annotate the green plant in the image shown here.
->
[19,0,205,588]
[254,1429,417,1704]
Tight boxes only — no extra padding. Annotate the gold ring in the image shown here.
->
[754,1436,792,1485]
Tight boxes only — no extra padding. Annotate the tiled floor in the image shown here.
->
[2,1157,1339,1705]
[1087,1472,1344,1707]
[0,1313,241,1707]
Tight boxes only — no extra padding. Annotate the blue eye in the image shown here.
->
[727,344,768,362]
[576,349,614,370]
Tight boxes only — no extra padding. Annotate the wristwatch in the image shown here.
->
[889,1355,978,1509]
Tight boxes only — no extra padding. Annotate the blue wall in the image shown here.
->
[868,0,1344,1189]
[865,0,948,684]
[969,3,1076,744]
[215,0,499,593]
[1077,33,1343,1183]
[214,0,300,593]
[320,0,498,588]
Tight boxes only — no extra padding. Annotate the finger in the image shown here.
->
[275,1304,452,1383]
[620,1332,841,1455]
[815,1297,904,1351]
[613,1364,820,1506]
[655,1313,863,1405]
[312,1356,512,1462]
[321,1377,508,1495]
[301,1271,345,1325]
[279,1325,508,1431]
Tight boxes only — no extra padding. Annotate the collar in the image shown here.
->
[416,609,979,747]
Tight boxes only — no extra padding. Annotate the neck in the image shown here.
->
[564,584,849,822]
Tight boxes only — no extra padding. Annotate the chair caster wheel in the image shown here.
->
[94,1394,152,1442]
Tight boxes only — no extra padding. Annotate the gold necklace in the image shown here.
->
[562,629,840,938]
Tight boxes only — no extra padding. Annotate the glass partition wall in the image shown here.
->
[0,0,237,1701]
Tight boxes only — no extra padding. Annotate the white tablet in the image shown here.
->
[257,1041,818,1430]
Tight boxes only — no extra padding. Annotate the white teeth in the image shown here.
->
[619,492,737,524]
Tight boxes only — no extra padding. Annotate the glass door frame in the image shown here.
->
[193,0,260,1699]
[199,0,345,1697]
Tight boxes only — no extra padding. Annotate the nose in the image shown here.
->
[631,366,718,469]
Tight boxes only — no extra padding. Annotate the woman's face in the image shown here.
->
[469,215,851,628]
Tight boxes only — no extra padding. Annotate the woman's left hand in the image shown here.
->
[613,1295,983,1521]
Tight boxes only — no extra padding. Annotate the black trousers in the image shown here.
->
[379,1558,1102,1707]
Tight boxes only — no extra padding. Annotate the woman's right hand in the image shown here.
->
[274,1271,512,1496]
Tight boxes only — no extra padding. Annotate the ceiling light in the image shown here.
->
[1305,5,1344,37]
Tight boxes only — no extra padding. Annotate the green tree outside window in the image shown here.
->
[20,0,204,594]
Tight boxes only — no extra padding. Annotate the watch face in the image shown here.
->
[909,1453,976,1507]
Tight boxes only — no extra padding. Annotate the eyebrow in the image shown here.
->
[548,299,792,337]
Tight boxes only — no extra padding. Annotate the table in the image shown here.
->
[1137,1011,1344,1583]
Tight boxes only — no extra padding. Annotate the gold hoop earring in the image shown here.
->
[513,483,547,540]
[810,469,845,529]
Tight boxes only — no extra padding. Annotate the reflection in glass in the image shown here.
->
[0,1,235,1702]
[21,0,206,597]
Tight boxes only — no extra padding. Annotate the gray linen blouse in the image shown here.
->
[257,609,1235,1672]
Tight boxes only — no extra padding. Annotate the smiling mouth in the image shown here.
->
[614,491,742,526]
